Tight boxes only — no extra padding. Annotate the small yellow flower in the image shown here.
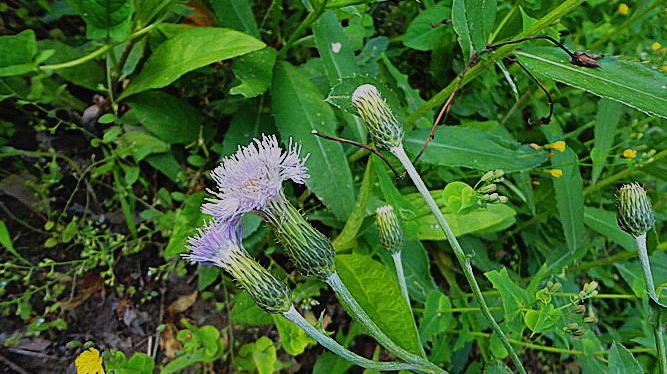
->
[75,348,105,374]
[618,3,629,15]
[547,169,563,178]
[660,66,667,72]
[651,42,662,50]
[529,143,542,150]
[547,140,567,152]
[622,149,637,159]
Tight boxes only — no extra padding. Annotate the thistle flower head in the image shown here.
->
[202,134,309,223]
[351,84,404,150]
[376,205,404,254]
[184,220,292,314]
[616,183,655,236]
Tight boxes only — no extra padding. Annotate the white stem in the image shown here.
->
[392,251,410,307]
[636,234,657,301]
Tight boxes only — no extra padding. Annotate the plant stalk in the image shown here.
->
[391,145,527,374]
[282,306,417,372]
[392,252,410,307]
[636,234,666,374]
[326,272,445,373]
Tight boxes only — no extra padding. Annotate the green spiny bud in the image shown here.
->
[263,194,336,280]
[376,205,404,254]
[616,183,655,237]
[229,254,292,314]
[351,84,404,150]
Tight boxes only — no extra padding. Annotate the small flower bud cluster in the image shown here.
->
[536,280,561,304]
[579,281,599,300]
[562,323,586,338]
[376,205,404,254]
[616,183,655,237]
[476,170,508,205]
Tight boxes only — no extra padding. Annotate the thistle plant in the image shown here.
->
[183,220,417,371]
[376,205,410,305]
[201,135,444,373]
[351,84,527,374]
[616,183,666,373]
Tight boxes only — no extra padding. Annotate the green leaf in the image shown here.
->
[608,342,644,374]
[162,193,204,258]
[120,27,265,99]
[442,181,477,214]
[211,0,259,38]
[400,241,438,302]
[222,101,275,156]
[542,124,587,265]
[335,254,422,355]
[125,90,203,144]
[272,61,356,220]
[326,75,404,119]
[312,11,367,142]
[404,126,547,172]
[404,4,451,51]
[68,0,134,41]
[452,0,496,62]
[251,336,277,374]
[515,47,667,119]
[484,360,513,374]
[584,207,637,251]
[117,130,169,161]
[591,99,624,184]
[485,267,530,331]
[230,48,277,98]
[332,159,374,251]
[419,290,453,344]
[522,304,558,335]
[0,219,31,265]
[230,292,273,326]
[197,265,219,291]
[39,40,105,90]
[272,314,315,355]
[0,30,37,77]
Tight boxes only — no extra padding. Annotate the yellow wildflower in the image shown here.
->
[622,149,637,159]
[618,3,629,15]
[529,143,542,150]
[660,66,667,72]
[547,140,567,152]
[547,169,563,178]
[75,348,105,374]
[651,42,662,51]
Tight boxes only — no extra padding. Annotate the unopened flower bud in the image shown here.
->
[482,193,499,202]
[480,169,505,183]
[616,183,655,237]
[547,281,561,293]
[497,196,509,204]
[352,84,404,150]
[477,183,497,193]
[579,281,599,299]
[376,205,404,254]
[583,316,597,324]
[572,305,586,314]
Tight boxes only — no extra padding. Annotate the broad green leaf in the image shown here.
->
[211,0,259,37]
[584,207,637,251]
[230,48,277,98]
[332,159,374,251]
[0,30,37,77]
[542,124,587,263]
[326,75,404,119]
[162,193,204,258]
[272,61,355,220]
[442,181,477,214]
[68,0,134,41]
[484,360,513,374]
[197,265,219,291]
[120,27,265,99]
[591,99,624,183]
[272,314,315,355]
[516,47,667,119]
[400,241,438,302]
[522,304,558,335]
[608,343,644,374]
[404,126,547,172]
[144,152,185,185]
[251,336,277,374]
[312,11,367,142]
[419,291,453,343]
[452,0,496,62]
[335,254,423,355]
[230,292,273,326]
[134,0,175,27]
[485,267,530,331]
[117,130,169,161]
[222,101,275,156]
[404,4,452,51]
[126,91,203,144]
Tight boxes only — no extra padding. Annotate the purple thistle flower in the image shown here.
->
[182,219,244,268]
[202,134,309,223]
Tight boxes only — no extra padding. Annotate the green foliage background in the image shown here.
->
[0,0,665,372]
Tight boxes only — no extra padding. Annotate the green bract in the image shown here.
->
[616,183,655,237]
[228,253,292,314]
[376,205,404,254]
[351,84,404,150]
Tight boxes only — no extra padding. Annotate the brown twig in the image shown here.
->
[510,58,553,125]
[311,130,401,178]
[486,34,576,58]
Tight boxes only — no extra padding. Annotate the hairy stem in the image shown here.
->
[282,306,417,372]
[636,234,666,374]
[326,273,445,373]
[392,252,410,307]
[392,145,527,374]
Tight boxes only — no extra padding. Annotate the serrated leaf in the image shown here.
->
[68,0,134,41]
[516,47,667,119]
[404,126,547,171]
[126,90,203,144]
[120,27,265,99]
[335,254,423,355]
[272,61,355,220]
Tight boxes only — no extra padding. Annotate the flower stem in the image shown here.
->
[326,272,445,373]
[392,252,410,307]
[392,145,527,374]
[636,234,667,374]
[282,306,417,372]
